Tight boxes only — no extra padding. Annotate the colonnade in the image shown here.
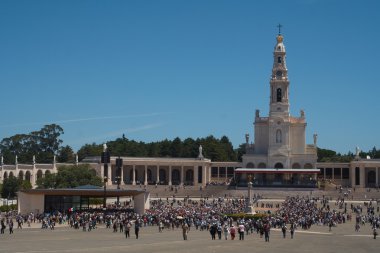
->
[101,158,214,187]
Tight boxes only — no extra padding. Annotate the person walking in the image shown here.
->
[290,223,295,239]
[9,219,14,234]
[217,224,222,240]
[238,223,245,240]
[230,225,236,240]
[134,220,140,239]
[223,224,229,240]
[182,222,189,240]
[1,219,6,234]
[281,223,287,238]
[210,224,217,240]
[125,221,131,239]
[264,222,270,242]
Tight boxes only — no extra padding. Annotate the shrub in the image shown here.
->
[0,204,17,212]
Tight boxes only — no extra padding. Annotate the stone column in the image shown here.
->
[332,168,335,180]
[202,166,207,186]
[168,166,172,186]
[108,164,112,185]
[225,167,228,181]
[323,167,326,179]
[121,166,125,185]
[180,166,184,185]
[340,168,343,180]
[156,165,160,184]
[31,162,37,188]
[132,165,136,185]
[194,166,198,186]
[217,167,220,182]
[360,165,365,188]
[144,165,148,186]
[375,167,379,187]
[350,166,355,187]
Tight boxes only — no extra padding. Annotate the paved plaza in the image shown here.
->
[0,218,378,253]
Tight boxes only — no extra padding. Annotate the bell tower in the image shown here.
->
[244,25,317,173]
[269,29,290,118]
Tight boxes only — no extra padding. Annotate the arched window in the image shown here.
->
[258,163,266,168]
[304,163,313,169]
[18,170,24,180]
[277,88,282,102]
[292,163,301,169]
[274,163,284,169]
[277,56,282,63]
[246,162,255,168]
[25,171,31,183]
[37,170,43,179]
[276,129,282,143]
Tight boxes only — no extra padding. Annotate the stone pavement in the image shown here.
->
[0,219,378,253]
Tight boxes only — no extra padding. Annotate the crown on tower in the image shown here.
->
[277,34,284,43]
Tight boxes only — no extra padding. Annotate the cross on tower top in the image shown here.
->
[277,23,283,34]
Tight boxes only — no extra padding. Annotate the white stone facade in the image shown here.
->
[243,34,317,170]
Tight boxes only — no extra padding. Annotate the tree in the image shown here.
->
[77,143,103,161]
[1,177,20,199]
[170,137,182,157]
[236,143,246,162]
[0,124,65,164]
[36,164,102,189]
[57,145,75,163]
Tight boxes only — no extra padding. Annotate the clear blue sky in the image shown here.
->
[0,0,379,154]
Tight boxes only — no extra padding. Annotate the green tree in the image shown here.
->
[236,143,246,162]
[1,177,20,199]
[57,145,75,163]
[0,124,65,164]
[170,137,182,157]
[182,138,198,157]
[36,164,102,189]
[77,143,103,161]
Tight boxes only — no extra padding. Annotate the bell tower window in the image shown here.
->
[276,88,282,102]
[276,129,282,143]
[277,57,282,63]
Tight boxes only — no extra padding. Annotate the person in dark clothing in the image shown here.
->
[282,224,287,238]
[1,219,5,234]
[264,223,270,242]
[135,221,140,239]
[290,223,295,239]
[210,224,217,240]
[9,220,14,234]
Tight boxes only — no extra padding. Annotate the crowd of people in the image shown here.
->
[1,194,379,240]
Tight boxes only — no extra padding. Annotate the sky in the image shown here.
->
[0,0,379,155]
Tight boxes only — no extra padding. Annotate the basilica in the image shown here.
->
[1,33,379,189]
[236,33,319,187]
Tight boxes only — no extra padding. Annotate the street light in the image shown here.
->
[101,144,110,209]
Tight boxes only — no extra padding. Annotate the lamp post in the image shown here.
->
[115,157,123,207]
[101,144,110,209]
